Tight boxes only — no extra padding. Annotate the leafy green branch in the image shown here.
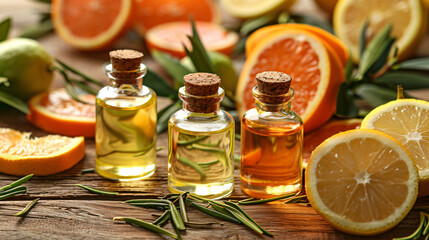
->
[335,23,429,118]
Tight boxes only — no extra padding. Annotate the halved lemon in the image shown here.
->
[362,99,429,196]
[333,0,427,62]
[0,128,85,176]
[306,129,418,235]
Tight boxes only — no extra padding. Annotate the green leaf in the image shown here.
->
[368,37,395,74]
[335,82,359,117]
[375,71,429,89]
[157,101,182,133]
[151,51,191,88]
[184,19,215,73]
[0,90,29,114]
[357,25,393,79]
[18,20,53,39]
[0,18,11,42]
[277,12,295,24]
[240,13,277,36]
[344,55,354,83]
[290,15,333,33]
[232,36,247,57]
[144,69,177,98]
[393,58,429,71]
[359,20,369,58]
[355,84,397,107]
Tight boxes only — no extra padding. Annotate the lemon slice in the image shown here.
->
[220,0,296,19]
[306,129,418,235]
[362,99,429,196]
[333,0,427,62]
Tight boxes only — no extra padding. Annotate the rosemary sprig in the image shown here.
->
[114,217,178,239]
[184,221,216,229]
[153,210,171,226]
[15,198,40,217]
[128,202,169,210]
[76,184,118,195]
[178,194,188,223]
[177,136,208,145]
[81,168,95,174]
[0,186,27,197]
[0,187,27,201]
[177,155,206,181]
[393,212,427,240]
[187,200,241,224]
[0,174,33,191]
[238,192,298,205]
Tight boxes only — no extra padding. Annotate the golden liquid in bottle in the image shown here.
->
[240,119,303,198]
[95,90,157,181]
[168,124,234,199]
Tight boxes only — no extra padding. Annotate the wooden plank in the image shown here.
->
[0,200,421,239]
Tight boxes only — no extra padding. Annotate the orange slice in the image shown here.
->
[145,21,239,58]
[51,0,133,50]
[303,118,361,167]
[27,88,95,138]
[134,0,219,34]
[236,29,344,133]
[0,128,85,176]
[306,129,419,235]
[245,23,349,66]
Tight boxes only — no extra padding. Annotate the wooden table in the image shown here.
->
[0,0,428,239]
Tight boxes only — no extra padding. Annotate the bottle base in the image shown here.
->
[240,181,301,199]
[96,164,156,181]
[168,177,234,200]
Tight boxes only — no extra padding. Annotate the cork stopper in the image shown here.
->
[256,71,292,95]
[180,73,222,113]
[184,73,221,96]
[109,49,143,71]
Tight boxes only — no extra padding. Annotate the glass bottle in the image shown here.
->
[95,49,157,181]
[240,71,303,198]
[168,73,235,199]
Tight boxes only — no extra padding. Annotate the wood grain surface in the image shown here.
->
[1,0,428,239]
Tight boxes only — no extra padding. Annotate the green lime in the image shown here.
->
[0,38,53,100]
[181,51,238,95]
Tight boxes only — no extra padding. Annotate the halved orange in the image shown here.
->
[236,29,344,133]
[303,118,361,167]
[145,21,239,58]
[0,128,85,176]
[134,0,219,34]
[51,0,133,50]
[27,88,95,138]
[245,23,349,66]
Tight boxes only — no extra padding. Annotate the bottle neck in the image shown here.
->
[178,86,224,114]
[252,86,294,114]
[105,63,146,91]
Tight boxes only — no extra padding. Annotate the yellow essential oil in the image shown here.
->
[240,71,303,198]
[95,50,157,181]
[168,73,235,199]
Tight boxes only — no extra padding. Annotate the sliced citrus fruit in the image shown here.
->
[220,0,296,19]
[303,118,361,167]
[245,23,349,67]
[361,98,429,196]
[51,0,133,50]
[306,129,419,235]
[27,88,95,138]
[0,127,85,176]
[146,21,239,58]
[236,29,344,133]
[134,0,219,34]
[333,0,427,62]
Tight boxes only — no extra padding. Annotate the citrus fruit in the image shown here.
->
[245,23,349,67]
[181,51,238,95]
[51,0,133,50]
[0,38,53,100]
[361,98,429,197]
[236,29,344,133]
[146,21,239,58]
[134,0,219,34]
[314,0,338,16]
[27,88,95,138]
[0,127,85,176]
[333,0,427,62]
[306,129,419,235]
[220,0,296,19]
[303,118,361,167]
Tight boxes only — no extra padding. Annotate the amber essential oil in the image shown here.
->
[240,71,303,198]
[96,50,157,181]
